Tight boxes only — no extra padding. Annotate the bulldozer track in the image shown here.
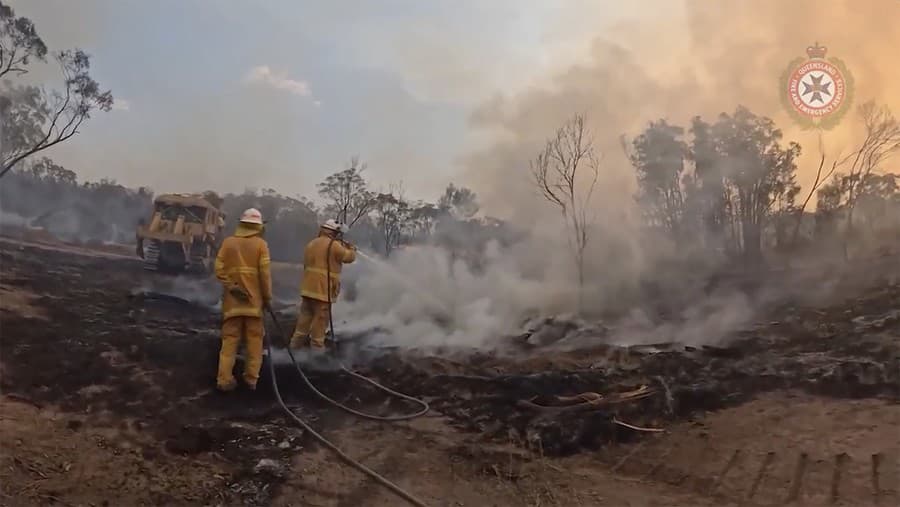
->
[606,445,899,505]
[141,240,212,275]
[188,245,213,275]
[142,240,160,271]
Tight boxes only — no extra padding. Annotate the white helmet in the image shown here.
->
[321,219,346,233]
[239,208,264,224]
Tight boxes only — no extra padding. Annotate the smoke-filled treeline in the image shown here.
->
[0,155,517,263]
[0,157,151,243]
[338,102,900,350]
[2,102,897,266]
[1,102,898,352]
[626,103,900,265]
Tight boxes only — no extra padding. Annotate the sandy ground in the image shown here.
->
[0,400,233,506]
[1,237,899,506]
[0,397,722,507]
[607,392,900,506]
[272,414,724,507]
[3,392,896,506]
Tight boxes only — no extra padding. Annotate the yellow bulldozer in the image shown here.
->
[136,193,226,274]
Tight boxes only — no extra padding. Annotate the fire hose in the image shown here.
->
[261,236,430,506]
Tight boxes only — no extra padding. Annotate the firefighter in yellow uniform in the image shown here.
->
[214,208,273,391]
[291,219,356,351]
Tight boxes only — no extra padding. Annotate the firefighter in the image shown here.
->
[290,219,356,352]
[214,208,273,392]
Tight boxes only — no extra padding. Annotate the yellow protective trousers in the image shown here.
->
[291,297,331,349]
[217,316,264,390]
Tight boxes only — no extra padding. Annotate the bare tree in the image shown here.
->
[840,103,900,251]
[316,156,375,228]
[530,113,599,306]
[790,133,847,245]
[1,51,113,178]
[812,103,900,258]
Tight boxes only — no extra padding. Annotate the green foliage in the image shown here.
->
[0,0,48,79]
[372,190,410,257]
[626,120,687,235]
[0,2,113,178]
[1,84,48,155]
[817,172,899,213]
[438,183,479,220]
[219,188,319,261]
[630,106,801,261]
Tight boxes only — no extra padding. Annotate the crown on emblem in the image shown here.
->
[806,42,827,59]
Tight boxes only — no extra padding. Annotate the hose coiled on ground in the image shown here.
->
[262,232,431,506]
[264,333,429,507]
[266,306,429,421]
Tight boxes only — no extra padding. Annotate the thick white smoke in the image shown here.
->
[333,227,760,351]
[339,239,580,349]
[331,0,900,353]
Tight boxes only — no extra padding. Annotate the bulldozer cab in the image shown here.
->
[150,195,222,235]
[157,202,205,222]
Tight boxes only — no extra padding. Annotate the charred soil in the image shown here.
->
[1,238,898,506]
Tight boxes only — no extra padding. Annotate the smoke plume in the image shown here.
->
[6,0,898,352]
[337,0,900,351]
[467,0,900,219]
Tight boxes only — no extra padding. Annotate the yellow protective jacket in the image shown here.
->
[300,232,356,302]
[215,224,273,320]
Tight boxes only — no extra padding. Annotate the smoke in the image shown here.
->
[0,171,151,245]
[0,211,30,229]
[6,0,898,353]
[339,242,572,349]
[336,235,761,352]
[133,276,221,309]
[335,0,900,352]
[467,0,900,218]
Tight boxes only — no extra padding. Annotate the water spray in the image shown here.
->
[354,247,455,324]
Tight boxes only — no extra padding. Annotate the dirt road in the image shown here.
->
[1,239,898,506]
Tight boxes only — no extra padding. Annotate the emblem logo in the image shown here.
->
[780,42,854,130]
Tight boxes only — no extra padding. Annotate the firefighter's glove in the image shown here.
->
[228,284,251,302]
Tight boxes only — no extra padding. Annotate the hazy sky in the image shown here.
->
[10,0,898,215]
[7,0,661,200]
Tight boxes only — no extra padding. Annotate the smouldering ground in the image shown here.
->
[0,236,898,506]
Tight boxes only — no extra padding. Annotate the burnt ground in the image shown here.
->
[1,237,899,506]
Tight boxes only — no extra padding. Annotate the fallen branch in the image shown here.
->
[554,392,603,404]
[516,385,656,413]
[612,418,664,433]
